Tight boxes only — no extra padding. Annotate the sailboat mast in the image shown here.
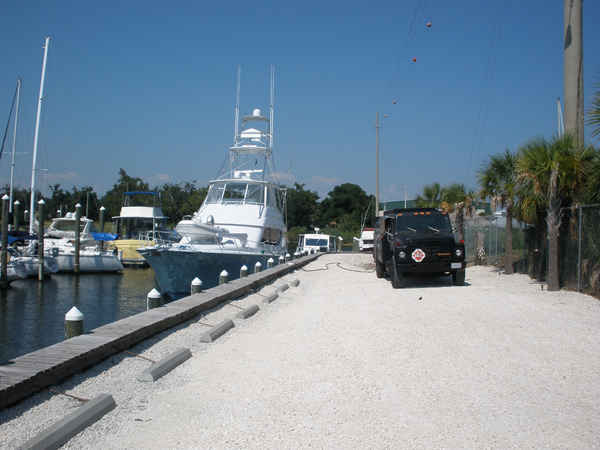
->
[9,78,22,215]
[30,36,50,235]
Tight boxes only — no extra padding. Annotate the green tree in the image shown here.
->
[285,183,320,230]
[100,169,150,218]
[414,182,443,208]
[515,132,595,291]
[586,69,600,139]
[478,150,518,274]
[442,183,476,242]
[158,181,208,224]
[319,183,372,233]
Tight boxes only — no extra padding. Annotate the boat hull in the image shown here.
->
[111,239,155,266]
[140,246,284,299]
[16,257,60,277]
[55,252,124,273]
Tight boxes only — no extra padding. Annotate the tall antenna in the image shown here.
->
[270,65,274,148]
[234,67,241,141]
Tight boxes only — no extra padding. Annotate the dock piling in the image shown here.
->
[65,307,84,339]
[219,270,229,285]
[191,277,202,294]
[147,288,163,310]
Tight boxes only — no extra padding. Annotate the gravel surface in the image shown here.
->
[1,253,599,449]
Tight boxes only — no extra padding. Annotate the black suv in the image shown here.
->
[373,208,466,288]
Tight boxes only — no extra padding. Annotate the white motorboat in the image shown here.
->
[44,214,124,273]
[139,68,288,299]
[3,262,28,283]
[8,248,59,277]
[110,191,178,266]
[357,228,374,252]
[297,233,341,254]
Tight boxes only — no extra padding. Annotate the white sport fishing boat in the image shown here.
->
[44,214,124,273]
[139,68,287,299]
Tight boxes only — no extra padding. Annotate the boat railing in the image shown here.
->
[137,230,180,247]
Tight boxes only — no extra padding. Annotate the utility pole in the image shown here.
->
[404,185,407,209]
[374,112,381,216]
[564,0,584,140]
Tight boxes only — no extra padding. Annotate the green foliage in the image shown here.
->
[99,169,151,218]
[414,182,442,208]
[586,68,600,139]
[318,183,373,232]
[286,226,307,245]
[158,182,208,224]
[285,183,320,230]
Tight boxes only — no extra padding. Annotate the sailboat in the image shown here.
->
[26,37,122,274]
[139,67,288,299]
[0,73,57,279]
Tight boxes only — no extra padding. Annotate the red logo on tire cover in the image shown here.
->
[412,248,426,262]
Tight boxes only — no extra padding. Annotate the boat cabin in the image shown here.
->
[111,192,174,241]
[297,233,340,253]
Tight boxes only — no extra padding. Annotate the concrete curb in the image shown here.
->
[16,394,116,450]
[290,279,300,287]
[277,284,289,293]
[261,293,279,304]
[200,320,235,343]
[137,348,192,382]
[235,304,260,320]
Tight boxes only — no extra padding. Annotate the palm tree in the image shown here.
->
[414,182,443,208]
[515,132,595,291]
[478,149,517,274]
[442,183,476,242]
[586,69,600,140]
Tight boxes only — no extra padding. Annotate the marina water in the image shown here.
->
[0,268,159,364]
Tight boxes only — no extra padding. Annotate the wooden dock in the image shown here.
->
[0,253,319,410]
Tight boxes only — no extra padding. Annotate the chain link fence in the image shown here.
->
[463,204,600,297]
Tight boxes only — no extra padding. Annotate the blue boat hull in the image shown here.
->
[141,248,284,300]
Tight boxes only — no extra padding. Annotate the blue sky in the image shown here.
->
[1,0,599,207]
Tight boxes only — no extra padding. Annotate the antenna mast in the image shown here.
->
[234,67,241,141]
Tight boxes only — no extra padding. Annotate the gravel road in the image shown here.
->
[1,253,599,449]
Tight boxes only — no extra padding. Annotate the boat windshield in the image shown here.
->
[395,214,452,233]
[306,238,328,247]
[204,182,265,206]
[49,220,99,233]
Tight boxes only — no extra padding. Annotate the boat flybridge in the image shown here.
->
[139,68,288,299]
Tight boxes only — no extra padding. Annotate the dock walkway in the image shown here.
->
[0,253,319,411]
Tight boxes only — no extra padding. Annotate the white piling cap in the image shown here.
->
[268,258,274,263]
[241,265,248,270]
[65,306,84,321]
[255,262,262,267]
[192,277,202,286]
[148,288,162,299]
[220,270,228,276]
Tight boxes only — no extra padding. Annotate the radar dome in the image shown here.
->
[253,109,261,116]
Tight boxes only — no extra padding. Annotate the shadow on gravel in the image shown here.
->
[384,275,471,289]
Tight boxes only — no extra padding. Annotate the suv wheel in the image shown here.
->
[452,270,465,286]
[392,263,403,288]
